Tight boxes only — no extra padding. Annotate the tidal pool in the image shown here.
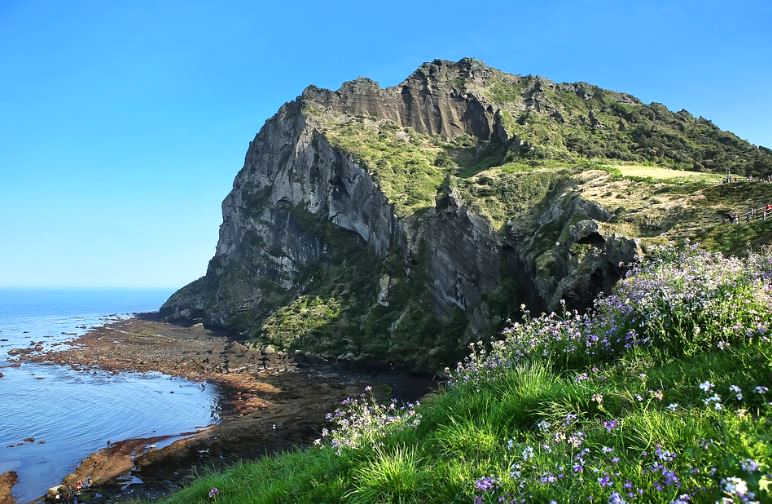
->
[0,289,221,502]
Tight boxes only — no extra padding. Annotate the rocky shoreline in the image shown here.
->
[12,316,426,503]
[1,472,17,504]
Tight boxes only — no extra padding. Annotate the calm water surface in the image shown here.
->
[0,289,220,503]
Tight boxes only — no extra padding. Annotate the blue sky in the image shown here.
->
[1,0,770,288]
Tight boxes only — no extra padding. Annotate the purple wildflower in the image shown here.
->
[740,458,759,473]
[475,476,497,492]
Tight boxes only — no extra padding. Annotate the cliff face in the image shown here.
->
[162,58,771,370]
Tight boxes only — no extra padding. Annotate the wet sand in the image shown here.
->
[20,317,407,502]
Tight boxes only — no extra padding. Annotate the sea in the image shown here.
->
[0,288,221,503]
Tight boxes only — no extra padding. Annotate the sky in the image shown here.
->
[0,0,770,288]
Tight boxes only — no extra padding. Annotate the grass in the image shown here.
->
[610,164,725,183]
[317,116,453,217]
[156,346,770,504]
[475,72,771,178]
[156,248,771,504]
[452,167,568,229]
[259,295,343,347]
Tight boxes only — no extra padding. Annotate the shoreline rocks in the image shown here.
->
[22,317,425,502]
[0,471,17,504]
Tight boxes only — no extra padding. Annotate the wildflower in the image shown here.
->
[592,393,604,404]
[601,446,614,454]
[662,469,680,487]
[598,475,612,487]
[522,446,534,461]
[608,492,626,504]
[672,495,691,503]
[651,389,664,401]
[667,403,679,411]
[364,385,372,392]
[717,340,730,350]
[740,458,759,473]
[506,438,514,450]
[208,487,220,499]
[634,394,644,402]
[475,475,497,492]
[722,477,749,497]
[753,385,768,394]
[568,432,585,448]
[699,381,714,393]
[603,419,618,432]
[655,445,676,462]
[729,384,743,400]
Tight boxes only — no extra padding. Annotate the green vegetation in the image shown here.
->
[319,117,453,216]
[610,164,725,183]
[158,247,771,503]
[260,296,343,347]
[482,75,772,177]
[452,168,568,229]
[247,205,467,368]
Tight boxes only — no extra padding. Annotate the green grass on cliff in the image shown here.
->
[157,248,771,504]
[319,117,455,216]
[481,74,772,177]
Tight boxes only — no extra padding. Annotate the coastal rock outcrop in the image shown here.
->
[0,471,16,504]
[162,58,770,370]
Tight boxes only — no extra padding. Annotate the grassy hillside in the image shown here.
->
[476,71,772,177]
[313,109,771,246]
[157,246,771,503]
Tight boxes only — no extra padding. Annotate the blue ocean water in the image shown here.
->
[0,289,220,503]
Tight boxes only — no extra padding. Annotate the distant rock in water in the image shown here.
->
[161,58,772,371]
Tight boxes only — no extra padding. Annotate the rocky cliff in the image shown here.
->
[162,58,772,370]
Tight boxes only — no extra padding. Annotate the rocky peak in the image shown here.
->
[402,57,496,90]
[299,58,502,141]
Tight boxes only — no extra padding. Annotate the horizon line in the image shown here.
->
[0,285,179,290]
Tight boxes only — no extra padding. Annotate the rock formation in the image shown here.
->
[161,58,771,370]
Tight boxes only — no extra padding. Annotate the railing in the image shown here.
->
[727,205,772,224]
